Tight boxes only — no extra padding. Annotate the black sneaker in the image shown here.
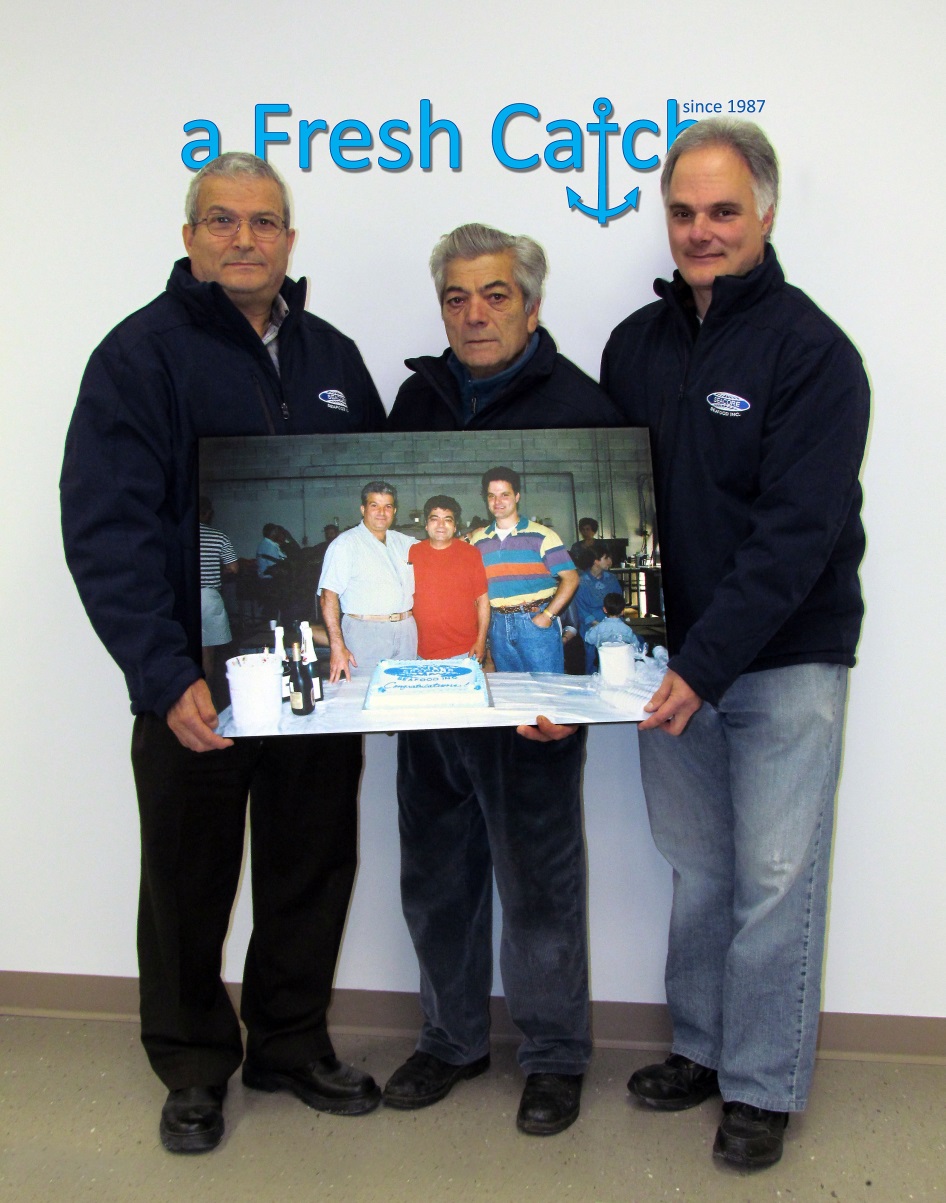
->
[516,1072,582,1136]
[382,1051,490,1109]
[628,1054,720,1111]
[713,1101,789,1169]
[159,1085,226,1154]
[242,1054,381,1115]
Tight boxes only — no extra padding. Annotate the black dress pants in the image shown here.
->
[131,714,362,1089]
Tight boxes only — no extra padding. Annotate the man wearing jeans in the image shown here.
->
[384,223,619,1136]
[601,119,869,1169]
[471,466,578,673]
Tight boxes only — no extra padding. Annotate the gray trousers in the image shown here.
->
[342,613,417,668]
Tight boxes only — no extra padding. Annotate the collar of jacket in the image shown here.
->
[403,325,560,422]
[166,256,306,347]
[654,242,786,328]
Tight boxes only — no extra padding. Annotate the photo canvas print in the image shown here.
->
[198,427,667,736]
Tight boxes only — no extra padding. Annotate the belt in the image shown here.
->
[492,599,548,615]
[346,610,413,623]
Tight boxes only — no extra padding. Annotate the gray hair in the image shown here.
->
[360,480,398,506]
[660,119,779,235]
[429,223,548,313]
[185,151,292,227]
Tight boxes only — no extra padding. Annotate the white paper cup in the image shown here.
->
[226,653,283,734]
[598,644,636,689]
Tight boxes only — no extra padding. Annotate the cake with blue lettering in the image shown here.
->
[363,657,490,710]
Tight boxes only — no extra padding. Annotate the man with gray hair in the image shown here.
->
[601,120,869,1169]
[384,224,620,1137]
[388,222,612,428]
[61,152,385,1153]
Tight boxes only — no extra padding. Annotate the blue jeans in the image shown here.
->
[396,727,591,1075]
[489,610,564,673]
[638,663,849,1112]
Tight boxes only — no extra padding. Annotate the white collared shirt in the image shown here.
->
[318,521,417,613]
[261,293,290,372]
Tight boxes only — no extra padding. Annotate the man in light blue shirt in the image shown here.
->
[318,481,417,679]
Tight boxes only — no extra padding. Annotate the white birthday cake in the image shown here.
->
[363,658,490,710]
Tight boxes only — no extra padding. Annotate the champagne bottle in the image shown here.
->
[288,643,315,716]
[299,621,323,702]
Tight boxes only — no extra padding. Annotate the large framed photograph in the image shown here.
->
[199,428,667,736]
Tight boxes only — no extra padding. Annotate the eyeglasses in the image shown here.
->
[192,212,288,241]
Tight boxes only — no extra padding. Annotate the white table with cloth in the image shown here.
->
[217,666,662,737]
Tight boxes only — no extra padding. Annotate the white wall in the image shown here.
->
[2,0,944,1018]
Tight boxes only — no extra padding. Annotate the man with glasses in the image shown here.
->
[61,152,385,1154]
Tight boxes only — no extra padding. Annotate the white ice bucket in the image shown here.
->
[598,643,636,689]
[225,653,283,734]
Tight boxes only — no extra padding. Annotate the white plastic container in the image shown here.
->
[597,643,636,689]
[225,653,283,735]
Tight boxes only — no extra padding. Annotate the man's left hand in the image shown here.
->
[517,716,578,742]
[638,669,702,736]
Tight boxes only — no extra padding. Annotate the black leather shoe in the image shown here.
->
[159,1085,226,1154]
[628,1054,720,1110]
[242,1054,381,1115]
[383,1050,491,1109]
[713,1101,788,1169]
[516,1072,582,1136]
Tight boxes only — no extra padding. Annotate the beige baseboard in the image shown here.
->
[1,971,943,1064]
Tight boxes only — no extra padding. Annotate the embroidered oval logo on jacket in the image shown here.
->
[707,391,750,415]
[319,389,349,412]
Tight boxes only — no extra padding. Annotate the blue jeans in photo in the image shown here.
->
[489,610,564,673]
[638,663,849,1112]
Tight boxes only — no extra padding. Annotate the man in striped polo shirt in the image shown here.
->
[470,466,578,673]
[198,496,238,681]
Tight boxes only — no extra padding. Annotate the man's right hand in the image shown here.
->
[639,669,702,736]
[321,589,355,682]
[329,643,357,683]
[166,679,234,752]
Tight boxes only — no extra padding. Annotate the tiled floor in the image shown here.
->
[1,1015,943,1202]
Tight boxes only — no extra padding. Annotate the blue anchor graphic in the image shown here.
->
[566,97,640,226]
